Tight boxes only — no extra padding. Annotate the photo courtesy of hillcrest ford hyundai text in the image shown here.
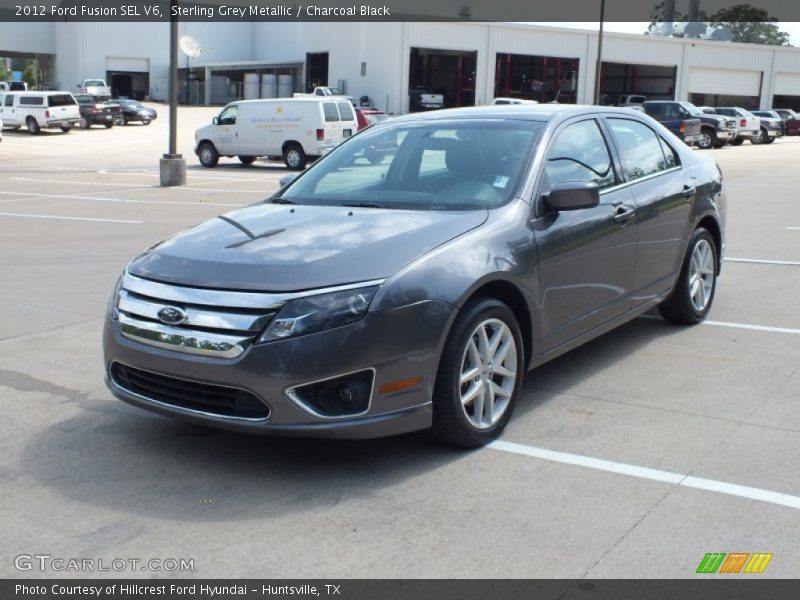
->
[105,105,725,447]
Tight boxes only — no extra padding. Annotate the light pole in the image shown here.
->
[593,0,606,105]
[160,0,186,186]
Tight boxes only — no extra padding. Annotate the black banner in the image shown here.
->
[2,0,800,22]
[4,580,800,600]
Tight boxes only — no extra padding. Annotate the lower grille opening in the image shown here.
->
[110,363,269,420]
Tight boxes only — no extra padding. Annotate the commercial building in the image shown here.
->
[2,21,799,112]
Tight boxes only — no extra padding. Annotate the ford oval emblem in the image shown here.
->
[157,306,187,326]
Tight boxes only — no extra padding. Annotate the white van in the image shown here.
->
[0,91,81,134]
[194,97,358,170]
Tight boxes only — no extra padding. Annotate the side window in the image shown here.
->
[336,101,354,122]
[545,119,615,190]
[217,105,237,125]
[608,118,669,181]
[658,136,680,169]
[664,104,681,119]
[2,95,11,107]
[19,96,44,106]
[322,102,339,122]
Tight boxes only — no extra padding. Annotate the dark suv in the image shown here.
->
[643,101,732,148]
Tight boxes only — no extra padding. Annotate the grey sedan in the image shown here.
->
[104,105,726,447]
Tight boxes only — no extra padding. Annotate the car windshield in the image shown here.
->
[280,120,543,211]
[84,80,105,87]
[122,100,141,108]
[680,102,703,116]
[75,95,94,104]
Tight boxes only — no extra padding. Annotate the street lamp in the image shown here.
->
[160,0,186,186]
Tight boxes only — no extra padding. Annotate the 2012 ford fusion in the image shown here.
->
[104,105,726,447]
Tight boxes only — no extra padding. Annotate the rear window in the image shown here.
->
[84,80,105,87]
[337,101,354,122]
[47,94,77,107]
[19,96,44,106]
[322,102,339,123]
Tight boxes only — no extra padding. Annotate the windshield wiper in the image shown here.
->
[270,197,296,205]
[340,202,391,209]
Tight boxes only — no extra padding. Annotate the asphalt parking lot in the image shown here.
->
[1,107,799,579]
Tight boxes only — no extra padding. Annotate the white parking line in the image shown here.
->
[9,177,269,194]
[787,227,800,231]
[0,212,141,224]
[0,190,241,207]
[101,170,283,182]
[639,314,800,335]
[726,257,800,266]
[489,440,800,510]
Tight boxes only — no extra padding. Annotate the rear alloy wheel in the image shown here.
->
[283,144,307,171]
[198,142,219,168]
[142,119,151,126]
[239,156,257,165]
[79,117,89,129]
[432,297,523,447]
[26,117,40,135]
[696,129,717,150]
[659,228,717,325]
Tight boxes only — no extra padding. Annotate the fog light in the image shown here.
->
[287,370,374,417]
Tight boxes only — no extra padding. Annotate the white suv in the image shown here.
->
[0,91,81,134]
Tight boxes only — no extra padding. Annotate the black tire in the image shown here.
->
[60,124,72,133]
[696,128,717,150]
[197,142,219,168]
[142,119,151,126]
[764,137,776,144]
[283,144,307,171]
[658,228,718,325]
[26,117,40,135]
[431,297,524,448]
[79,117,89,129]
[751,128,767,144]
[238,156,257,165]
[730,137,744,146]
[104,121,114,129]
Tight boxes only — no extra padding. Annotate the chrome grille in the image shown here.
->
[116,272,281,359]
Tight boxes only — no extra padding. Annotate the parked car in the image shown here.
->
[617,94,647,107]
[0,82,8,92]
[656,102,738,149]
[641,101,703,146]
[0,116,3,142]
[409,86,445,111]
[749,111,783,143]
[354,107,389,131]
[294,86,355,104]
[772,108,800,136]
[105,104,726,447]
[75,94,117,129]
[0,91,80,134]
[491,98,538,105]
[711,107,760,145]
[9,81,27,91]
[195,97,358,170]
[78,78,112,99]
[115,99,157,125]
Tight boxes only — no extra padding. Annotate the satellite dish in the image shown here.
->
[179,35,202,59]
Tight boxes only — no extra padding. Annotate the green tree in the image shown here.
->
[22,62,37,89]
[709,5,790,45]
[647,2,790,46]
[0,61,11,82]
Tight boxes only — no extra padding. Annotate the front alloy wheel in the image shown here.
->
[432,297,523,447]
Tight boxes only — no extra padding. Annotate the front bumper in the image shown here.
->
[716,130,736,140]
[103,300,454,438]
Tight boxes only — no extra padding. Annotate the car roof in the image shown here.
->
[389,104,648,124]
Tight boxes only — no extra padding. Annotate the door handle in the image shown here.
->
[682,185,697,199]
[613,205,635,224]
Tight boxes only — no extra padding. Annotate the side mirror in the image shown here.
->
[544,182,600,211]
[212,116,219,125]
[279,173,298,188]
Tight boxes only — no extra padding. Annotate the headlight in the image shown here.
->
[107,275,123,320]
[259,286,379,342]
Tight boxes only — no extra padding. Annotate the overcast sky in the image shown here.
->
[535,21,800,45]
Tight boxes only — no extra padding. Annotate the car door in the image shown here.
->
[532,117,638,352]
[605,117,693,305]
[214,104,240,155]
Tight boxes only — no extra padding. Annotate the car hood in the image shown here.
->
[127,203,488,292]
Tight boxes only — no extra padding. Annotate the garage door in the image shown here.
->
[774,73,800,96]
[106,57,149,73]
[688,67,761,96]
